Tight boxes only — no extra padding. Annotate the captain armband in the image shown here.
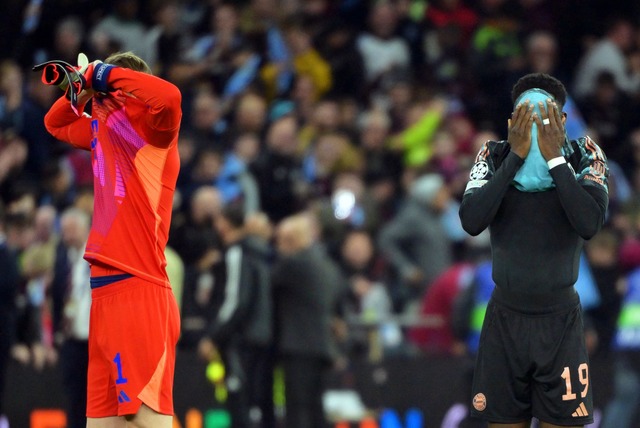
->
[92,63,116,93]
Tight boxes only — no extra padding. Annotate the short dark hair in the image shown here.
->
[220,203,245,229]
[511,73,567,108]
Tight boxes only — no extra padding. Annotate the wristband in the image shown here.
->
[547,156,566,170]
[92,63,115,93]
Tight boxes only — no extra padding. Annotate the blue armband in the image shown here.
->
[92,63,115,93]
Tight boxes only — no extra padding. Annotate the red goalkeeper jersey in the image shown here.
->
[45,67,182,287]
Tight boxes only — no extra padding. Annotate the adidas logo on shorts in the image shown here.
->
[572,402,589,417]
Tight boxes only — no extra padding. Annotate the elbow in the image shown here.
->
[576,207,606,240]
[149,84,182,129]
[44,112,59,138]
[461,222,484,237]
[579,228,599,241]
[459,208,485,236]
[165,83,182,107]
[153,81,182,112]
[576,215,604,240]
[578,221,603,241]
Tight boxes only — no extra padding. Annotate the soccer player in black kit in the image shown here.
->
[459,73,609,428]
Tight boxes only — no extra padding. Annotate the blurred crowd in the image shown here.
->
[3,0,640,425]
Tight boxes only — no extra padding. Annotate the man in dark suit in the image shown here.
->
[272,213,346,428]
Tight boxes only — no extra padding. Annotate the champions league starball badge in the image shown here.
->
[470,161,489,180]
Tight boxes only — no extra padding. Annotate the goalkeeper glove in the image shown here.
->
[75,53,117,94]
[33,53,114,115]
[33,58,84,115]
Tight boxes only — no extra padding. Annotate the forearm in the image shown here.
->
[460,152,523,235]
[550,164,608,239]
[44,96,92,150]
[103,67,182,131]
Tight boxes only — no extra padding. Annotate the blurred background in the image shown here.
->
[2,0,640,427]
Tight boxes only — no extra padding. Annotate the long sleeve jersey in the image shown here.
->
[459,136,609,300]
[45,67,182,287]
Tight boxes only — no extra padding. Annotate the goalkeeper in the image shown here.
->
[42,51,182,428]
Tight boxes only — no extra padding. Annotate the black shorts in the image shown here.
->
[470,287,593,425]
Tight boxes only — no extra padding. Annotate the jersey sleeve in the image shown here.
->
[548,136,609,239]
[575,136,609,194]
[44,96,93,151]
[459,141,524,236]
[463,141,498,195]
[106,68,182,146]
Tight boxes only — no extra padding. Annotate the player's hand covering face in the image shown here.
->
[533,98,565,161]
[508,100,534,159]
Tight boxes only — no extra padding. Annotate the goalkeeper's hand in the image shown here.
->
[33,53,110,115]
[75,53,117,95]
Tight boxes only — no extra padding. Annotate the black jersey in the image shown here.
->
[459,136,609,310]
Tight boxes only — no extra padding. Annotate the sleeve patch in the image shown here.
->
[589,160,607,178]
[469,161,490,180]
[465,180,488,191]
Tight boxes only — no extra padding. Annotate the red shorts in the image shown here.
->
[87,273,180,417]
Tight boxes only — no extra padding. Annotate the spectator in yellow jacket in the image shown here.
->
[261,18,332,101]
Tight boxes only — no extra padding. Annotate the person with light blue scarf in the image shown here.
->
[459,73,610,428]
[511,87,569,192]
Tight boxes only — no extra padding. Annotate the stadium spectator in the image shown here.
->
[145,0,186,77]
[169,3,247,91]
[425,0,478,47]
[227,93,268,144]
[357,108,404,217]
[260,17,332,101]
[583,229,624,357]
[0,132,27,194]
[390,96,448,168]
[573,17,640,99]
[51,207,91,428]
[408,261,475,355]
[173,186,224,350]
[379,173,453,308]
[303,132,363,198]
[467,0,525,132]
[41,16,86,66]
[577,71,640,157]
[252,115,305,222]
[339,230,397,356]
[600,265,640,428]
[356,1,411,89]
[0,60,59,185]
[298,98,342,152]
[522,31,564,79]
[19,204,58,371]
[0,201,20,428]
[316,19,366,102]
[90,0,151,63]
[315,171,380,258]
[187,89,228,147]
